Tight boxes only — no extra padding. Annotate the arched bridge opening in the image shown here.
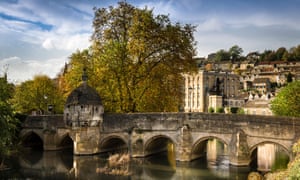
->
[58,134,74,169]
[21,131,43,150]
[59,134,74,151]
[144,135,175,157]
[190,137,229,168]
[100,136,128,154]
[144,135,176,176]
[250,141,290,172]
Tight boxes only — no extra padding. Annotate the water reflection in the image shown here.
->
[256,143,289,172]
[257,144,276,171]
[206,139,230,178]
[18,149,74,179]
[1,142,289,180]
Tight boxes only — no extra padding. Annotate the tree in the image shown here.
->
[271,81,300,117]
[214,49,230,62]
[229,45,243,62]
[0,75,18,169]
[290,45,300,61]
[275,47,287,60]
[88,2,197,112]
[286,72,293,83]
[282,51,291,61]
[13,75,64,114]
[57,50,91,100]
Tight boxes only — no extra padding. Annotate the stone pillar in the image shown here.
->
[176,125,193,161]
[131,130,145,157]
[229,130,250,166]
[71,127,101,155]
[43,130,59,150]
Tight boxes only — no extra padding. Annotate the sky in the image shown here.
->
[1,0,300,83]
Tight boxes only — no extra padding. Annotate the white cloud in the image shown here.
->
[41,33,90,51]
[42,38,54,50]
[1,0,300,81]
[197,18,224,32]
[0,0,93,48]
[0,56,67,84]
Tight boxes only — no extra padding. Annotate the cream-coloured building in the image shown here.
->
[243,94,273,116]
[183,70,240,112]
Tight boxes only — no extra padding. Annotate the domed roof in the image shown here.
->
[66,83,102,106]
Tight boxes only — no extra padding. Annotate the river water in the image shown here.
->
[0,139,289,180]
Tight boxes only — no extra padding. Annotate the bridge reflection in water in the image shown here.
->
[1,141,288,179]
[8,138,290,179]
[257,143,289,172]
[9,136,290,179]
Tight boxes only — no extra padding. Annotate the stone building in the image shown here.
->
[64,70,104,127]
[183,70,240,112]
[243,93,273,116]
[252,78,271,94]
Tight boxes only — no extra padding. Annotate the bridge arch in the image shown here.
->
[249,141,291,171]
[58,133,74,150]
[99,135,128,153]
[249,141,291,156]
[144,134,175,157]
[21,130,44,150]
[190,136,229,161]
[250,141,293,160]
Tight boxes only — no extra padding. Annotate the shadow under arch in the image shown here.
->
[59,134,74,150]
[249,141,290,172]
[144,135,175,157]
[21,131,44,150]
[190,136,228,161]
[58,134,74,170]
[99,135,128,154]
[144,135,176,180]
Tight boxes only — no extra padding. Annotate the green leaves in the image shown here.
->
[13,75,64,114]
[88,2,197,112]
[0,76,18,160]
[271,81,300,117]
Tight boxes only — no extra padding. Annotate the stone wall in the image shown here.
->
[23,115,65,128]
[22,112,300,165]
[103,112,300,133]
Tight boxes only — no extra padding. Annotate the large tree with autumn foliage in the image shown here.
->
[13,75,64,114]
[61,1,197,112]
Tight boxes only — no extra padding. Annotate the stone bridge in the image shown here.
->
[21,112,300,166]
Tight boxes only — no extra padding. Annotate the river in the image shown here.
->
[0,139,289,179]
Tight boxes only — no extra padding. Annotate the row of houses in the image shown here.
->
[183,60,300,116]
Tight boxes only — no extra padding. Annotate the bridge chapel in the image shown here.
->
[64,69,104,127]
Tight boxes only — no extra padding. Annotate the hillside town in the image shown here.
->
[183,57,300,115]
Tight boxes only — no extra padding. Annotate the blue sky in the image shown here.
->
[1,0,300,83]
